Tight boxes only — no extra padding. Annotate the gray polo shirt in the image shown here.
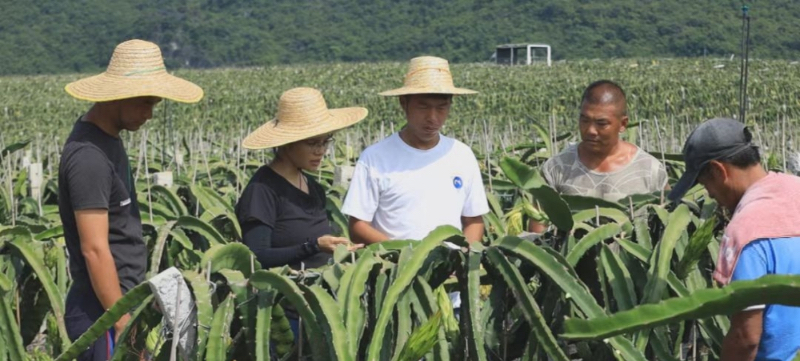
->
[541,144,668,201]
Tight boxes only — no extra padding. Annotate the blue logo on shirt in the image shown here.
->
[453,176,463,189]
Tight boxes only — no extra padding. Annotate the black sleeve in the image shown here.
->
[64,146,113,210]
[236,182,278,227]
[241,221,320,268]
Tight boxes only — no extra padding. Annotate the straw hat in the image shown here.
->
[65,39,203,103]
[379,56,477,96]
[242,87,368,149]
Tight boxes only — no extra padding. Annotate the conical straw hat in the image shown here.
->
[379,56,477,96]
[242,87,368,150]
[65,39,204,103]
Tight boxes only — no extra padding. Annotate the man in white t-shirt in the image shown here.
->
[342,56,489,245]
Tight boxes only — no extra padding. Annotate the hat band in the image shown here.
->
[124,67,166,77]
[405,67,452,78]
[691,142,754,173]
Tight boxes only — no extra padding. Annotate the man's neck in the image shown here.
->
[399,128,439,150]
[83,104,121,138]
[730,166,769,209]
[577,141,633,172]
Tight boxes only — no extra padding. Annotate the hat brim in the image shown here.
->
[378,86,478,96]
[668,168,701,202]
[65,73,204,103]
[242,107,368,150]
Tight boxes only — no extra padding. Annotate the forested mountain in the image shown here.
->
[1,0,797,75]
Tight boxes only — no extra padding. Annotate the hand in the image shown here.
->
[114,313,132,343]
[317,235,363,253]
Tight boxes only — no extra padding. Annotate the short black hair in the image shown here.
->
[699,145,761,178]
[581,80,627,116]
[720,145,761,168]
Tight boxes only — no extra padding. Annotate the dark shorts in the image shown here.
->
[65,285,114,361]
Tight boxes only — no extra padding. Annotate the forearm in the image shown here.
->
[83,249,124,311]
[349,218,389,244]
[250,243,317,268]
[721,332,759,361]
[720,310,763,361]
[461,216,485,243]
[242,222,318,268]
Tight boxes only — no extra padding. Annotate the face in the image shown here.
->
[280,133,333,171]
[578,102,627,152]
[116,96,162,132]
[696,161,738,211]
[400,94,452,145]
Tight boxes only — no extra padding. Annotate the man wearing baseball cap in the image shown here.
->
[669,118,800,361]
[59,39,203,360]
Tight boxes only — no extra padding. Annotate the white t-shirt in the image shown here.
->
[342,132,490,241]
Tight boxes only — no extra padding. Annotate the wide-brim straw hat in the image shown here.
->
[379,56,477,96]
[242,87,368,150]
[65,39,204,103]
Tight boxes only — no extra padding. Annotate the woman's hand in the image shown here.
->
[317,235,364,253]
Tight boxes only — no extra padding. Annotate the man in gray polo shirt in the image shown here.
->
[530,80,668,232]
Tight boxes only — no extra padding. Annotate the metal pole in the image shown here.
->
[739,5,751,122]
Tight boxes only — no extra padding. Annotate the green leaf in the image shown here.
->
[175,215,227,248]
[600,244,637,311]
[562,275,800,340]
[455,249,488,361]
[396,312,442,361]
[337,249,378,357]
[499,157,545,190]
[183,270,214,361]
[6,238,69,351]
[206,293,236,360]
[565,223,621,267]
[250,270,329,360]
[485,248,569,361]
[493,237,646,361]
[0,273,25,361]
[0,140,30,161]
[255,288,277,361]
[201,243,261,277]
[366,226,462,361]
[642,204,692,304]
[562,194,626,212]
[300,284,354,361]
[530,185,574,231]
[676,215,717,279]
[55,283,152,361]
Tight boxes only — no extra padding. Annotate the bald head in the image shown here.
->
[581,80,627,117]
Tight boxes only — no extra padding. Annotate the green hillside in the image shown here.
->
[1,0,797,75]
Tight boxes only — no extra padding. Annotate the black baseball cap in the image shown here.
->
[668,118,755,201]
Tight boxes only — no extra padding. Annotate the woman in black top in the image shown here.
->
[236,87,368,270]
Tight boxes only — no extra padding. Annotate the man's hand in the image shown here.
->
[721,309,763,361]
[317,235,364,253]
[114,313,131,343]
[348,217,389,244]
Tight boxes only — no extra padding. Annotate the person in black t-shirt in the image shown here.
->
[237,87,368,346]
[59,39,203,361]
[237,87,368,270]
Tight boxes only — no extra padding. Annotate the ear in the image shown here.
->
[707,160,729,181]
[619,115,629,132]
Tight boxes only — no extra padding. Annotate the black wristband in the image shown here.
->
[303,238,320,255]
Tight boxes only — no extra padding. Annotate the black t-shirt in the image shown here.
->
[235,166,333,269]
[58,119,147,293]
